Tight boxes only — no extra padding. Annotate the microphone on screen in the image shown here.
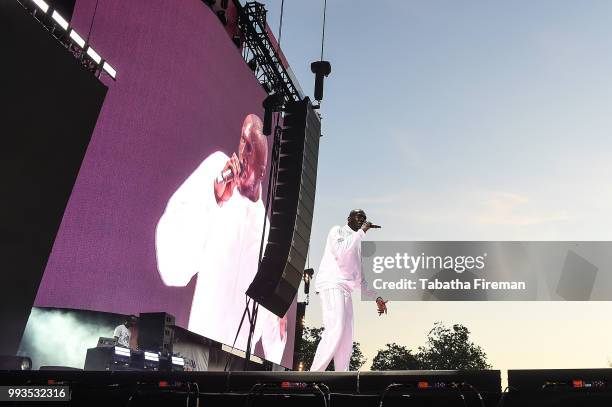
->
[216,165,242,183]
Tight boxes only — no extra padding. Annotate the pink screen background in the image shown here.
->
[33,0,296,367]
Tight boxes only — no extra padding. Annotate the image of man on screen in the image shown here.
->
[155,114,287,363]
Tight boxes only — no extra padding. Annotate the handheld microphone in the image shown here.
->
[216,169,234,183]
[216,163,242,183]
[369,224,382,229]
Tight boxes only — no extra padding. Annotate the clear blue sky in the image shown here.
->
[262,1,612,372]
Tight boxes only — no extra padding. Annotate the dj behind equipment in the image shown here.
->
[84,313,193,372]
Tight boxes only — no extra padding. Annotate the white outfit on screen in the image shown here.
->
[311,225,376,372]
[113,324,130,348]
[155,151,286,364]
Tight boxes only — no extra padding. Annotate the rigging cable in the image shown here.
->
[320,0,328,61]
[278,0,285,48]
[86,0,100,43]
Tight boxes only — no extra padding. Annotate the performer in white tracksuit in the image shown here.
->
[310,209,388,371]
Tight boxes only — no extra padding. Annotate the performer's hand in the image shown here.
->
[361,221,373,233]
[376,297,388,316]
[214,153,240,205]
[279,315,287,342]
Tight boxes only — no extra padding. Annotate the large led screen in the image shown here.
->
[32,0,295,367]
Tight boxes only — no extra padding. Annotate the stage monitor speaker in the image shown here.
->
[507,369,612,407]
[246,98,321,317]
[137,313,175,355]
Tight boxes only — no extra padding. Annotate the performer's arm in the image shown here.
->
[359,276,379,300]
[359,271,389,315]
[255,308,287,364]
[358,276,388,315]
[155,153,226,286]
[113,326,121,344]
[156,203,205,286]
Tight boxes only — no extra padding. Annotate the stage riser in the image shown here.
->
[3,370,612,406]
[0,370,501,394]
[40,394,500,407]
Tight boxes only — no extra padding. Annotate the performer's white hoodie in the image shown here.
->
[315,225,372,295]
[311,225,376,371]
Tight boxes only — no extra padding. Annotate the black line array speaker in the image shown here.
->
[137,313,175,355]
[247,97,321,317]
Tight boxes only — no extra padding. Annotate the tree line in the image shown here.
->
[295,322,491,371]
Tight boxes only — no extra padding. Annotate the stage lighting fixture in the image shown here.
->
[310,60,332,102]
[69,29,86,48]
[86,46,102,63]
[303,268,314,294]
[51,10,69,30]
[0,356,33,370]
[21,358,32,370]
[102,62,117,79]
[303,268,314,283]
[247,58,257,71]
[32,0,49,13]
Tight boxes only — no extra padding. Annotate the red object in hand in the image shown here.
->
[376,297,388,316]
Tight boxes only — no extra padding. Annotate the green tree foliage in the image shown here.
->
[416,322,491,370]
[296,327,366,371]
[294,327,323,370]
[371,343,420,370]
[350,341,367,371]
[370,323,491,370]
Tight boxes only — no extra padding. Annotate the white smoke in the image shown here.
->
[18,308,116,369]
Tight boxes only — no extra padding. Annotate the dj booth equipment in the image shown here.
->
[84,346,185,372]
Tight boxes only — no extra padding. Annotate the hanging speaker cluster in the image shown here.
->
[246,97,320,317]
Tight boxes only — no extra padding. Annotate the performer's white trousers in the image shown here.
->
[310,288,353,372]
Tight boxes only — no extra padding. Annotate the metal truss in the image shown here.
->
[17,0,111,80]
[237,1,303,106]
